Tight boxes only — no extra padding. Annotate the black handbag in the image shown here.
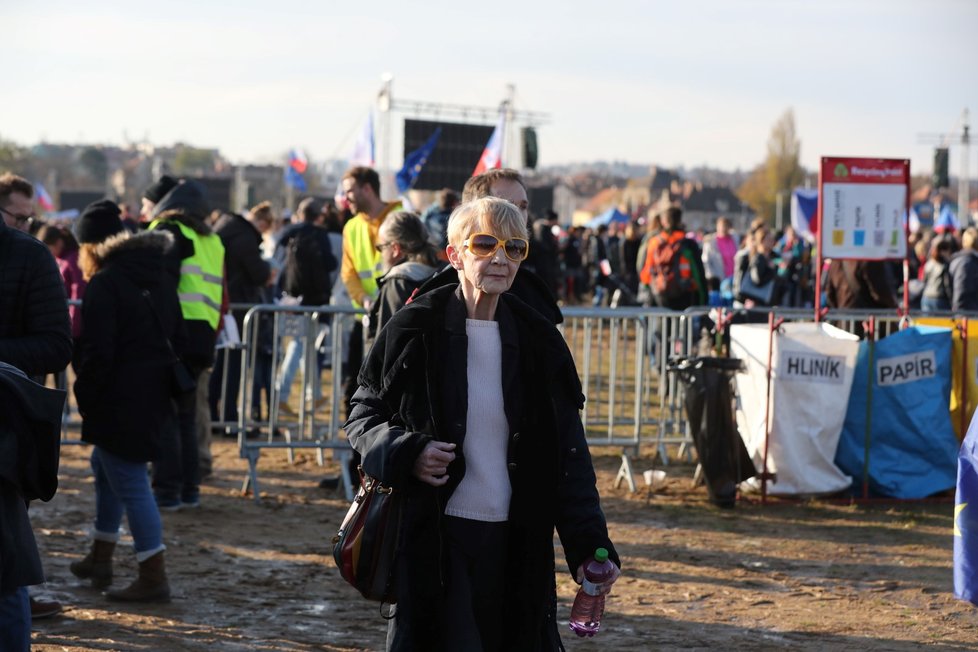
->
[140,289,196,399]
[737,272,776,305]
[332,468,402,610]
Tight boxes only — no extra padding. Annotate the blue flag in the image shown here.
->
[284,165,307,192]
[955,408,978,605]
[396,127,441,194]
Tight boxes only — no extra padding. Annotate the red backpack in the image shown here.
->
[641,231,696,301]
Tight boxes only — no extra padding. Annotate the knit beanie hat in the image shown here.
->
[74,199,124,244]
[143,175,179,203]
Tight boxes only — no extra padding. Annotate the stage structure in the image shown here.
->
[374,79,550,194]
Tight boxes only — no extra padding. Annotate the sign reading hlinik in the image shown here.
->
[876,351,937,386]
[780,352,846,384]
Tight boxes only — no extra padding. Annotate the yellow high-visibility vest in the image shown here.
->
[149,219,225,329]
[345,216,384,308]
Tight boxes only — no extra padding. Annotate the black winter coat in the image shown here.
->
[214,212,270,323]
[0,220,71,594]
[949,249,978,312]
[416,265,563,325]
[345,285,619,652]
[0,364,66,593]
[74,231,183,463]
[272,222,338,305]
[0,221,72,376]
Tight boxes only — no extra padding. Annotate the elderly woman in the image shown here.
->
[345,197,620,651]
[366,210,440,339]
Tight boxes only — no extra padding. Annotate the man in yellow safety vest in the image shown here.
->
[148,178,225,510]
[339,166,401,411]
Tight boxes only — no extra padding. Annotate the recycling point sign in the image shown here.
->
[819,157,909,260]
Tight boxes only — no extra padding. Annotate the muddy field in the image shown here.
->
[26,439,978,651]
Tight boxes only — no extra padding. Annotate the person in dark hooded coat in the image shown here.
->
[71,199,182,603]
[147,179,226,499]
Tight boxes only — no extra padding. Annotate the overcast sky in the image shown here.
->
[4,0,977,177]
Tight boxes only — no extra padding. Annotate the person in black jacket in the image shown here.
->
[272,198,338,413]
[209,210,273,425]
[949,227,978,312]
[345,198,620,651]
[70,200,181,603]
[148,179,225,496]
[0,173,72,647]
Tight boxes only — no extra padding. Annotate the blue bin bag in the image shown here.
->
[836,326,958,498]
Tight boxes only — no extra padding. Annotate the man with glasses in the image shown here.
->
[0,173,73,647]
[0,175,36,233]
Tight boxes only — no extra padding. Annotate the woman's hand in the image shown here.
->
[412,441,456,487]
[575,562,621,596]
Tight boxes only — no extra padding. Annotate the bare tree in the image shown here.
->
[739,108,805,225]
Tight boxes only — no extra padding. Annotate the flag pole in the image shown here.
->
[862,316,876,500]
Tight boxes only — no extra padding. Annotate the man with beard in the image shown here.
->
[339,167,401,413]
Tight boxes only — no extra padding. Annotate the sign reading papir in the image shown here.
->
[876,350,937,387]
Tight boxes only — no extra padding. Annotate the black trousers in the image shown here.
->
[387,517,509,652]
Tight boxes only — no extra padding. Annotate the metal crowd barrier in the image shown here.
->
[231,303,362,502]
[229,303,694,500]
[58,294,978,502]
[559,306,703,491]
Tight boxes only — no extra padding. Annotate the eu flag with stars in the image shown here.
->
[396,127,441,194]
[955,408,978,606]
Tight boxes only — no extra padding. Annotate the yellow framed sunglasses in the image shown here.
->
[462,233,530,262]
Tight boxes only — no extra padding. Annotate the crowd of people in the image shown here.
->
[540,206,978,316]
[4,159,977,649]
[0,167,625,651]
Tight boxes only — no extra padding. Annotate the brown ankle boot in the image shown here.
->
[69,540,115,589]
[106,551,171,603]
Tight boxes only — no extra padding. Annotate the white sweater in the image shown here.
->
[444,319,512,522]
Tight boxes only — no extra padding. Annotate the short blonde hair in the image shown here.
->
[447,197,528,251]
[963,227,977,251]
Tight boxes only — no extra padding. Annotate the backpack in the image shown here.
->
[282,226,331,305]
[644,232,698,302]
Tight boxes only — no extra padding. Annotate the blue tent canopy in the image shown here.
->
[586,207,631,229]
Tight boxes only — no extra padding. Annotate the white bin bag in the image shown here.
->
[731,322,860,495]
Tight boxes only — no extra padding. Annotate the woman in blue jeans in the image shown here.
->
[71,200,182,602]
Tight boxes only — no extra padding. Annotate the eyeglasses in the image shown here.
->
[0,206,35,226]
[374,241,393,252]
[462,233,529,262]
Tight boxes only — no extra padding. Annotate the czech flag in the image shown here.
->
[954,407,978,606]
[472,111,506,176]
[790,187,819,243]
[288,149,308,174]
[35,182,55,212]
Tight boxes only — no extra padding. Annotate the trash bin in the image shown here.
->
[669,357,756,508]
[731,322,860,496]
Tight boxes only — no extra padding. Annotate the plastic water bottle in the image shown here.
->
[569,547,615,637]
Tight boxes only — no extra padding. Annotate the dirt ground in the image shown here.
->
[25,439,978,651]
